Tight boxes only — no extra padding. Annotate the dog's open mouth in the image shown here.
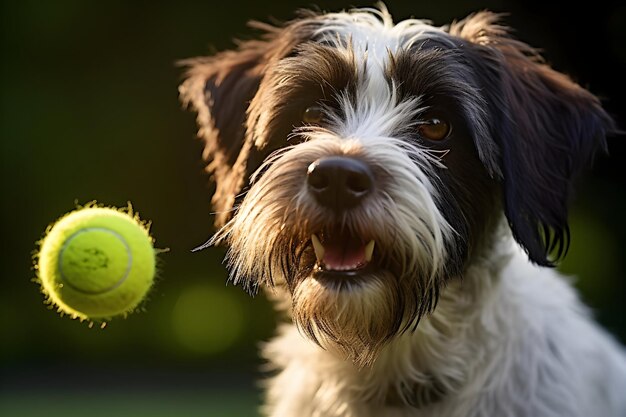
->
[311,231,375,274]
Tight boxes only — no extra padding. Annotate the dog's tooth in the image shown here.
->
[311,234,325,262]
[364,240,375,262]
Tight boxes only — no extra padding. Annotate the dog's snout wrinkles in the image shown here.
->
[307,156,373,211]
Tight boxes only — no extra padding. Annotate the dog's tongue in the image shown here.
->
[322,234,367,271]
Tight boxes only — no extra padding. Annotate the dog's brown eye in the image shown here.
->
[418,118,451,141]
[302,106,324,124]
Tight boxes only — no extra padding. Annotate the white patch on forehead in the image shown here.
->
[315,8,450,64]
[313,7,454,141]
[314,7,454,140]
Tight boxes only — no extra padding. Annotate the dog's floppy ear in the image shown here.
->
[179,19,315,227]
[451,12,615,266]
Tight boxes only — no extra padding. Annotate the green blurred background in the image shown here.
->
[1,1,624,416]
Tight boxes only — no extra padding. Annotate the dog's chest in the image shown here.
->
[260,248,626,417]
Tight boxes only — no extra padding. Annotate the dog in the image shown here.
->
[179,6,626,417]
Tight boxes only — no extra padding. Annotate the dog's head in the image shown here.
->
[180,7,613,366]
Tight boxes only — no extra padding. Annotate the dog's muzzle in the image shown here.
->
[306,156,376,275]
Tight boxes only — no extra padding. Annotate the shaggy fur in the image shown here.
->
[180,6,626,417]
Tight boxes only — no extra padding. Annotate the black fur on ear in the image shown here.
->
[179,17,318,227]
[451,12,616,266]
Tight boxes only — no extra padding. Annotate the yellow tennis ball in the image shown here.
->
[36,205,156,320]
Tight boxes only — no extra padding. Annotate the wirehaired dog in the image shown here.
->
[179,6,626,417]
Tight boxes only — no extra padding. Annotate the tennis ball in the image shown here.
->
[36,205,156,320]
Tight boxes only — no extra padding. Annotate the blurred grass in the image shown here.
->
[0,366,263,417]
[0,389,259,417]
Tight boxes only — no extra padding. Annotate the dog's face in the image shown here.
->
[180,8,613,366]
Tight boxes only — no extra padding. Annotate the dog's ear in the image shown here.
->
[450,12,615,266]
[179,20,315,227]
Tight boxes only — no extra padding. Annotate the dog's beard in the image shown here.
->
[212,135,452,367]
[292,268,444,367]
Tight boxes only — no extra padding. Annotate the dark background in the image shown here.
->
[1,1,624,416]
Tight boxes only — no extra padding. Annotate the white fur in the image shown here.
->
[315,6,454,60]
[262,226,626,417]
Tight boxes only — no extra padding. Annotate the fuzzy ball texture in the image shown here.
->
[37,206,156,320]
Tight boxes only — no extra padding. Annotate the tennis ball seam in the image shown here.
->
[58,227,133,295]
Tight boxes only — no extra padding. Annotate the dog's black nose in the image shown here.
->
[307,156,373,211]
